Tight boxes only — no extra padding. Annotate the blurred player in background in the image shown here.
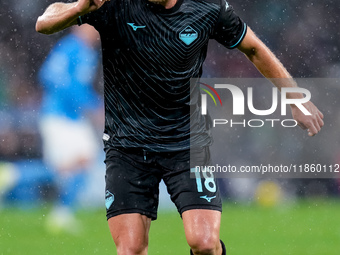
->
[36,0,323,253]
[38,24,103,233]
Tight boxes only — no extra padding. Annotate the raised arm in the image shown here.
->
[35,0,108,34]
[237,27,324,136]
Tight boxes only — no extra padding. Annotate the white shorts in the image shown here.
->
[39,116,100,172]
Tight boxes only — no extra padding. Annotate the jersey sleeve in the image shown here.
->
[77,2,112,30]
[212,0,247,49]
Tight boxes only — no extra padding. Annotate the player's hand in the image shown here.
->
[76,0,110,15]
[290,101,324,136]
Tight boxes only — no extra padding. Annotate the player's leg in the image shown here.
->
[108,213,151,255]
[160,147,226,255]
[182,209,223,255]
[39,116,98,233]
[104,147,162,254]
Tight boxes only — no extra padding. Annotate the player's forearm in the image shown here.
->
[247,45,305,99]
[35,2,80,34]
[239,28,304,99]
[247,45,292,80]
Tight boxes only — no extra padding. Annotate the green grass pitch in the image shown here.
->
[1,199,340,254]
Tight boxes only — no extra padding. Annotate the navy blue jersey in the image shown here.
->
[78,0,246,151]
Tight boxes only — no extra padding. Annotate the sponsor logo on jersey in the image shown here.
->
[200,195,217,202]
[179,26,198,45]
[105,190,115,209]
[103,133,110,141]
[127,23,146,31]
[225,0,230,10]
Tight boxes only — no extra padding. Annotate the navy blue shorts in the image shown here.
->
[104,147,222,220]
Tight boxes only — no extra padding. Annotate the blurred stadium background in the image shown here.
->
[1,0,340,254]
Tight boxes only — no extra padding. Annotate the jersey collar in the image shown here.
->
[146,0,184,14]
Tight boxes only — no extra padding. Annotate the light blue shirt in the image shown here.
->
[39,33,100,120]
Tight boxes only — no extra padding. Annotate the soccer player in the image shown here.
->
[38,24,103,233]
[36,0,324,254]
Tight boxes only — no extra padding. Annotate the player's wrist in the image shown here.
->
[74,1,91,17]
[286,91,305,100]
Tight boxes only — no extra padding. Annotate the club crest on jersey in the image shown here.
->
[179,26,198,45]
[105,190,114,209]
